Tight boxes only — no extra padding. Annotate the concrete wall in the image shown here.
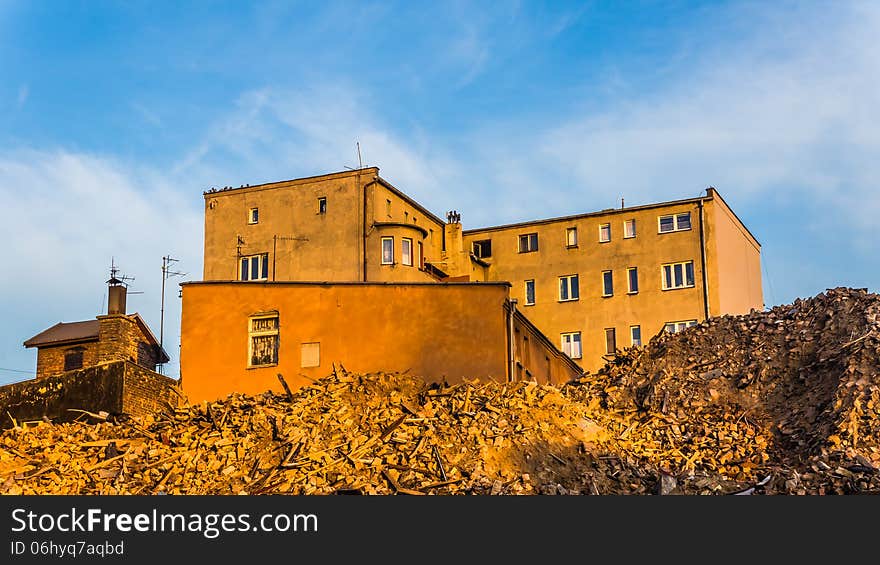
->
[181,282,530,403]
[0,361,179,428]
[511,307,584,386]
[705,192,764,315]
[463,200,709,372]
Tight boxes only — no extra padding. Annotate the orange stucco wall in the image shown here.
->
[180,282,515,403]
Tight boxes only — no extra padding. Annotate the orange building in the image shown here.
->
[181,167,761,401]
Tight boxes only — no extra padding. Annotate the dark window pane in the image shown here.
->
[674,264,683,287]
[571,275,579,299]
[251,257,259,280]
[660,216,674,232]
[677,213,691,230]
[629,269,638,292]
[241,258,249,280]
[603,272,613,295]
[262,254,269,279]
[686,262,695,286]
[559,278,568,300]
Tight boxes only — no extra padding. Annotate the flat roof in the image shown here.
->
[181,280,512,287]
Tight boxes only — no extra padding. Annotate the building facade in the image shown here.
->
[186,167,761,399]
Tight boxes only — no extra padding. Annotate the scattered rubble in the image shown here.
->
[1,287,878,495]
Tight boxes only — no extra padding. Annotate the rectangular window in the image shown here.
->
[318,197,327,214]
[473,239,492,258]
[248,208,259,224]
[64,348,84,371]
[401,238,413,266]
[239,253,269,281]
[604,328,617,355]
[658,212,692,233]
[662,261,695,290]
[602,270,613,297]
[524,280,535,306]
[386,199,392,217]
[624,219,636,238]
[249,315,279,367]
[599,223,611,242]
[381,237,394,265]
[518,233,538,253]
[561,332,582,359]
[301,342,320,368]
[630,325,642,347]
[417,241,424,269]
[559,274,579,302]
[627,267,639,294]
[566,227,578,247]
[664,320,698,333]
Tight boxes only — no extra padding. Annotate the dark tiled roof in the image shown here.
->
[23,320,100,348]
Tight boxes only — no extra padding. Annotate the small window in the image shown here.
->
[386,199,392,217]
[659,212,692,233]
[518,233,538,253]
[249,315,279,367]
[402,238,413,266]
[566,227,578,247]
[404,211,409,222]
[662,261,695,290]
[64,347,84,371]
[630,325,642,347]
[599,223,611,243]
[301,342,320,368]
[627,267,639,294]
[417,241,424,269]
[318,197,327,214]
[559,274,579,302]
[473,239,492,258]
[381,237,394,265]
[248,208,259,224]
[604,328,617,355]
[239,253,269,281]
[524,280,535,306]
[561,332,582,359]
[664,320,698,333]
[602,270,613,297]
[624,219,636,238]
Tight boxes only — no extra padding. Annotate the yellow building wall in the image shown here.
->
[464,202,708,373]
[180,282,514,403]
[705,192,763,315]
[511,309,584,386]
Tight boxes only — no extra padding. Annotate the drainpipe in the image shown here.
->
[507,299,517,382]
[697,199,710,320]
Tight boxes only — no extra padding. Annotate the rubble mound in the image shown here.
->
[1,287,878,495]
[565,286,880,493]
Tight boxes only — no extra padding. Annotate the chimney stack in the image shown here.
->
[106,260,128,315]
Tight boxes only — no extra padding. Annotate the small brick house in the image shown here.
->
[23,279,169,379]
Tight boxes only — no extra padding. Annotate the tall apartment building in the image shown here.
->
[183,167,761,400]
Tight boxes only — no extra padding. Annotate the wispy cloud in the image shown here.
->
[16,83,28,108]
[131,102,162,127]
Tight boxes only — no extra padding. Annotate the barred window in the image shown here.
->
[249,314,279,367]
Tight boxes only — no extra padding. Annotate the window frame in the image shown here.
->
[664,320,698,334]
[381,237,394,265]
[604,328,617,355]
[661,260,696,290]
[417,241,424,269]
[602,270,613,297]
[623,219,636,239]
[566,227,578,248]
[558,274,580,302]
[561,331,582,359]
[627,267,639,294]
[248,314,279,368]
[518,233,539,253]
[239,253,269,281]
[524,279,536,306]
[64,347,85,371]
[248,207,259,225]
[472,239,492,258]
[318,197,327,214]
[401,237,413,266]
[630,325,642,347]
[658,212,692,233]
[598,223,611,243]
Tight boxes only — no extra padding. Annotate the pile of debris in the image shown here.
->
[1,287,878,495]
[565,286,880,494]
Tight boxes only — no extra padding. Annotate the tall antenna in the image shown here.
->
[357,141,363,169]
[159,255,186,374]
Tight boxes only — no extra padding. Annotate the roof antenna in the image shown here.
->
[621,197,625,209]
[357,141,363,169]
[159,255,186,374]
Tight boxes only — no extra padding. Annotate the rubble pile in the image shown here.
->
[565,286,880,494]
[1,287,878,495]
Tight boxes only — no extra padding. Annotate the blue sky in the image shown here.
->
[1,1,878,384]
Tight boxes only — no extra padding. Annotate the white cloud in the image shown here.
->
[0,150,203,381]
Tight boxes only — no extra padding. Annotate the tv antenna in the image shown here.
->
[159,255,186,373]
